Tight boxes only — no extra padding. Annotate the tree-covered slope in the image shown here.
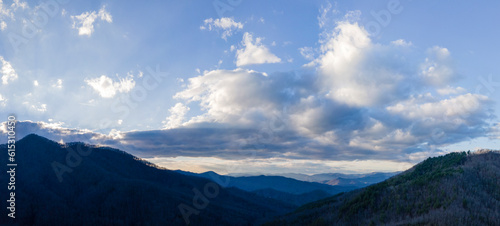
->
[269,150,500,225]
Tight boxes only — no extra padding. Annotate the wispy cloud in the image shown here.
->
[0,93,6,107]
[85,74,135,98]
[0,56,18,85]
[200,17,243,40]
[71,5,112,36]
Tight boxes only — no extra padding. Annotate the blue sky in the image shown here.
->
[0,0,499,174]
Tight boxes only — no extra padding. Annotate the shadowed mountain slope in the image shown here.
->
[0,134,294,225]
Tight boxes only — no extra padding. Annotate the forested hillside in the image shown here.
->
[269,150,500,225]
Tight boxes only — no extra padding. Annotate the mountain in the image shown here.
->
[317,172,399,187]
[175,170,358,206]
[281,172,399,187]
[250,189,332,207]
[177,170,355,195]
[268,150,500,225]
[226,172,399,187]
[0,134,295,225]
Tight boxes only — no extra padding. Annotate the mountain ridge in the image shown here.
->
[1,134,295,225]
[175,170,362,206]
[267,150,500,225]
[176,170,356,195]
[225,171,399,188]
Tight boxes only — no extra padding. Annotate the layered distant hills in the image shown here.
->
[175,170,395,207]
[268,150,500,225]
[227,172,398,187]
[176,171,355,207]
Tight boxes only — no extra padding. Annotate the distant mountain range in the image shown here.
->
[176,170,358,195]
[268,150,500,225]
[175,170,356,206]
[176,170,395,206]
[227,171,399,187]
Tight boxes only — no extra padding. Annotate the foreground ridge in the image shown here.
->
[269,150,500,225]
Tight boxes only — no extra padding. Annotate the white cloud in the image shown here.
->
[85,74,135,98]
[236,32,281,66]
[98,6,112,23]
[200,17,243,40]
[387,93,489,121]
[52,79,62,89]
[71,5,112,36]
[391,39,412,47]
[71,12,97,36]
[171,14,494,162]
[437,86,466,95]
[343,10,361,22]
[317,21,404,107]
[0,93,6,107]
[314,20,456,108]
[299,47,315,60]
[318,2,338,29]
[420,46,455,86]
[0,0,12,18]
[27,103,47,112]
[382,93,493,148]
[11,0,27,10]
[174,68,277,126]
[0,0,28,31]
[1,56,18,85]
[163,103,190,129]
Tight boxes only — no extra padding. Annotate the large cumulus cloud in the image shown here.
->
[163,16,494,162]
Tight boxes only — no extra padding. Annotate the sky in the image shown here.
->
[0,0,499,175]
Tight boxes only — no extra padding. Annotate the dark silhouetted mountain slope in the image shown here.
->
[268,151,500,225]
[250,188,332,207]
[0,134,294,225]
